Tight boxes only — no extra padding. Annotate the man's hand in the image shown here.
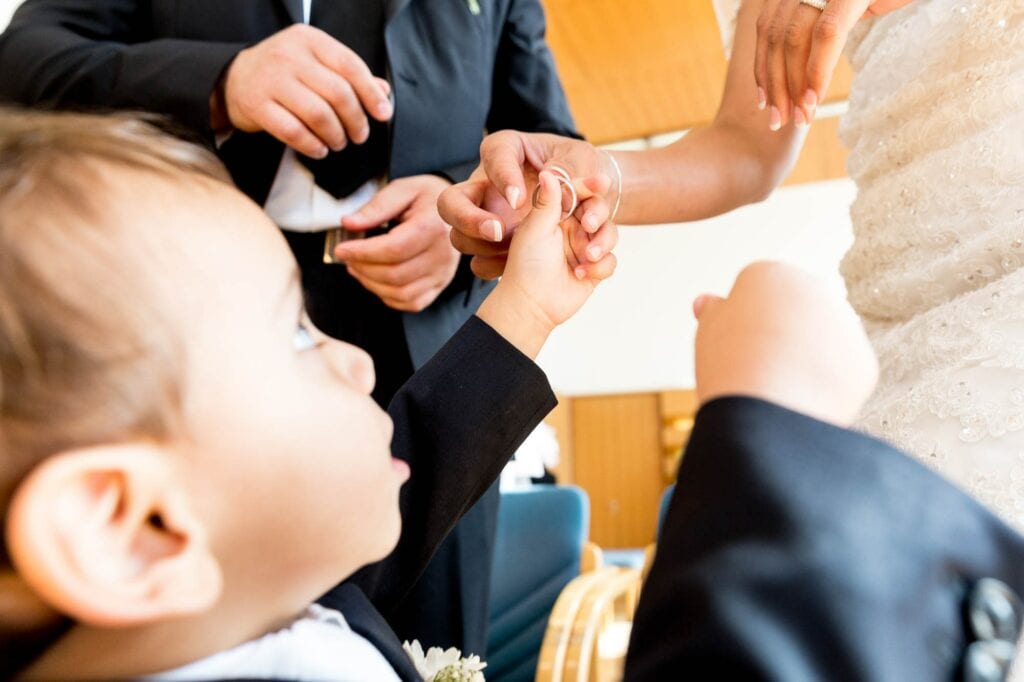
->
[693,262,878,426]
[476,170,619,358]
[439,130,617,280]
[333,175,459,313]
[215,24,393,159]
[755,0,912,129]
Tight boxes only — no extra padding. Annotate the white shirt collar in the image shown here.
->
[145,604,402,681]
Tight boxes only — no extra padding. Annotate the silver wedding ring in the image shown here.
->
[799,0,828,10]
[532,165,578,222]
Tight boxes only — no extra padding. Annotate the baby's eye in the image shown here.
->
[293,320,317,352]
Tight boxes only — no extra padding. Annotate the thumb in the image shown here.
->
[343,183,411,231]
[693,293,724,320]
[520,170,564,233]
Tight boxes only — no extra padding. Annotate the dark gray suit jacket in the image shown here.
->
[0,0,578,366]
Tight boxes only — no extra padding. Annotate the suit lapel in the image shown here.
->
[317,584,423,681]
[280,0,304,23]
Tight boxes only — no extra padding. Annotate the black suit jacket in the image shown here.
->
[229,380,1024,681]
[626,397,1024,681]
[313,315,555,680]
[0,0,578,367]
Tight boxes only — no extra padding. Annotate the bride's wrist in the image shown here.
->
[598,148,623,223]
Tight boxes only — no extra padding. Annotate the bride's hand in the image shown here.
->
[754,0,914,130]
[438,130,617,279]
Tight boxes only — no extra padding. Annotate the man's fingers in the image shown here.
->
[278,79,347,152]
[438,180,507,243]
[262,101,328,159]
[346,253,432,287]
[347,267,436,312]
[335,221,431,265]
[480,131,530,211]
[784,5,819,125]
[805,0,860,103]
[310,30,393,122]
[470,255,508,280]
[343,183,414,231]
[301,63,368,146]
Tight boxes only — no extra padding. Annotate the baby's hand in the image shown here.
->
[693,262,878,426]
[475,170,618,358]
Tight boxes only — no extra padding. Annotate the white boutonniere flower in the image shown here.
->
[403,640,487,682]
[467,0,481,15]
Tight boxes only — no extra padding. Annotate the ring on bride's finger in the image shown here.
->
[799,0,828,10]
[532,166,578,222]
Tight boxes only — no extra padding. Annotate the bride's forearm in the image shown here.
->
[611,119,803,226]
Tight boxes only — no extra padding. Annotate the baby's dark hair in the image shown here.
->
[0,108,231,671]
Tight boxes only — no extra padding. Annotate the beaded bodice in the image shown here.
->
[840,0,1024,327]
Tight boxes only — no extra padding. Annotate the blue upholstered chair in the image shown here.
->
[486,485,590,682]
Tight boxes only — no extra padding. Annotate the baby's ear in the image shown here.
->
[4,444,222,626]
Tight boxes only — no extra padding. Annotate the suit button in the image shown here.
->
[963,640,1016,682]
[969,578,1022,643]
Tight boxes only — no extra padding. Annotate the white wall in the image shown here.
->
[537,178,855,396]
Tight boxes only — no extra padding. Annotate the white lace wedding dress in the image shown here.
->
[715,0,1024,531]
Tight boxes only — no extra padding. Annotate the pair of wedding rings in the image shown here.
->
[531,166,578,222]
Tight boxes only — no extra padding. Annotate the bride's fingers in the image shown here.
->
[576,193,612,235]
[450,225,510,258]
[804,0,863,108]
[480,130,532,211]
[766,0,802,130]
[784,5,819,126]
[580,252,618,283]
[470,254,508,280]
[438,179,506,243]
[567,218,614,266]
[754,0,784,111]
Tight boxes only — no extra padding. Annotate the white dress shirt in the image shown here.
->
[264,0,383,232]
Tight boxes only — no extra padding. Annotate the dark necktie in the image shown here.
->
[302,0,390,199]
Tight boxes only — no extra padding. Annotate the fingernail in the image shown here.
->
[769,106,782,132]
[315,146,329,159]
[506,186,521,210]
[586,244,602,262]
[803,89,818,113]
[377,100,393,118]
[482,219,503,242]
[794,107,808,128]
[574,266,587,280]
[584,213,600,231]
[756,87,767,111]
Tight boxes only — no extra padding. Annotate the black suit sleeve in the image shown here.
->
[0,0,245,135]
[341,315,557,616]
[626,397,1024,681]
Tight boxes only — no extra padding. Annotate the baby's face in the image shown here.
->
[158,175,410,604]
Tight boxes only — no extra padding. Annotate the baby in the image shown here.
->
[0,109,615,679]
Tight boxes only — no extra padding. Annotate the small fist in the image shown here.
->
[693,261,878,426]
